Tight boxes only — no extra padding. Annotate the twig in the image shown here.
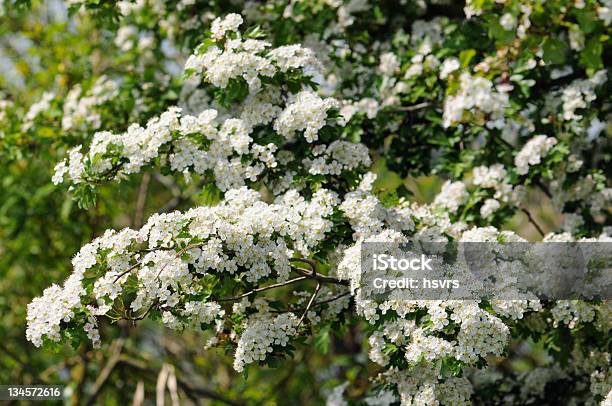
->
[217,276,308,302]
[297,282,321,328]
[289,257,318,274]
[86,338,125,406]
[521,207,545,237]
[118,356,244,406]
[271,291,351,314]
[113,261,143,283]
[133,173,151,227]
[156,364,170,406]
[311,291,351,307]
[132,381,145,406]
[533,178,552,199]
[119,300,159,322]
[291,266,349,286]
[71,349,89,405]
[393,102,430,112]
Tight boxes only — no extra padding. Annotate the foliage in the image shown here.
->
[1,0,611,404]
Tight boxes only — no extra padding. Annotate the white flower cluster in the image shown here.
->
[26,228,135,347]
[551,300,596,328]
[471,164,524,215]
[439,57,460,79]
[22,91,54,131]
[61,75,120,131]
[340,188,414,240]
[52,107,274,191]
[339,98,380,121]
[374,301,510,368]
[303,140,371,176]
[472,164,507,188]
[599,0,612,25]
[560,70,607,121]
[339,225,542,391]
[52,21,365,195]
[480,198,500,218]
[273,90,339,143]
[404,52,441,79]
[434,180,468,213]
[210,13,243,40]
[51,93,350,192]
[500,13,516,30]
[186,15,320,93]
[443,73,510,129]
[383,366,472,406]
[514,135,557,175]
[379,52,400,76]
[26,187,340,348]
[233,312,298,372]
[268,44,321,73]
[411,18,446,54]
[26,277,85,347]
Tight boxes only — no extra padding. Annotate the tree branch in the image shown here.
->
[297,282,321,328]
[133,173,151,228]
[86,338,125,406]
[521,207,545,238]
[117,356,244,406]
[217,276,308,302]
[291,266,349,286]
[392,102,430,112]
[271,291,352,314]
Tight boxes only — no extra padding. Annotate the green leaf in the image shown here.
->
[575,10,598,34]
[314,325,331,354]
[459,49,476,67]
[72,183,97,209]
[542,37,568,65]
[579,38,603,70]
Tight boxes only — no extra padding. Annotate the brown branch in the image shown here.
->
[521,207,545,237]
[291,266,349,286]
[117,356,244,406]
[119,300,159,322]
[297,282,321,328]
[271,290,352,314]
[393,102,430,112]
[312,291,351,307]
[133,173,151,227]
[217,276,308,302]
[113,261,143,283]
[289,257,318,274]
[533,178,552,199]
[86,338,125,406]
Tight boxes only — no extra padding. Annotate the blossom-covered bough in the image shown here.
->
[14,1,611,404]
